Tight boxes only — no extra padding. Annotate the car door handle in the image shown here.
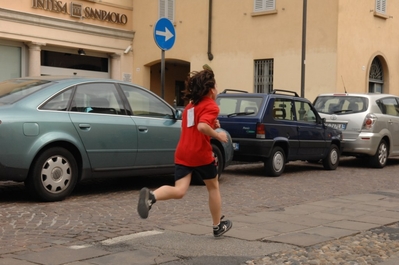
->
[138,126,148,132]
[78,124,91,130]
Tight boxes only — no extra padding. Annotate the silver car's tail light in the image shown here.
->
[362,113,377,130]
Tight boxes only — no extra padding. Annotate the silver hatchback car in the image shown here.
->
[314,93,399,168]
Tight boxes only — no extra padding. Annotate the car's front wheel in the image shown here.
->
[322,144,339,170]
[370,140,388,168]
[264,146,285,177]
[25,147,79,202]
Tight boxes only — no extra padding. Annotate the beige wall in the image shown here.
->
[132,0,399,103]
[2,0,398,103]
[336,0,399,96]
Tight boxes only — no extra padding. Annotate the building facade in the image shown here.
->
[1,0,398,106]
[132,0,399,104]
[0,0,134,81]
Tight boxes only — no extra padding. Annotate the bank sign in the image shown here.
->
[32,0,128,25]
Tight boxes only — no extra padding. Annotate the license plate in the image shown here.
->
[326,123,346,130]
[233,142,239,151]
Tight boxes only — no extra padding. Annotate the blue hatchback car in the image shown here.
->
[0,77,233,201]
[216,89,343,176]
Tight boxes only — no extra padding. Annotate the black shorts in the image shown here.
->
[175,161,217,181]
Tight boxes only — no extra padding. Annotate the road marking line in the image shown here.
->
[69,245,92,249]
[101,230,164,245]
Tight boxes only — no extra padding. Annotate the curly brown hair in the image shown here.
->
[182,70,215,105]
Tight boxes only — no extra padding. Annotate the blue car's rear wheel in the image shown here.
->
[25,147,78,202]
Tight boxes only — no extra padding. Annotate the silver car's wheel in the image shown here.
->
[370,140,388,168]
[25,147,78,202]
[264,146,285,177]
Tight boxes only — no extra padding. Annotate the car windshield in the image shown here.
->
[216,97,263,116]
[314,96,368,114]
[0,79,52,105]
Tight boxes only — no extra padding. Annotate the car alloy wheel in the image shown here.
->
[370,140,388,168]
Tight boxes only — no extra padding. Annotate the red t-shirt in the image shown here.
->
[175,97,219,166]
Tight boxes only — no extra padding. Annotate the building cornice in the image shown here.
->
[0,8,134,41]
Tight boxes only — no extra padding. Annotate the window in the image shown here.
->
[314,96,368,114]
[41,88,73,111]
[294,101,316,123]
[254,59,274,93]
[0,79,51,105]
[70,83,125,115]
[120,84,174,118]
[378,97,399,116]
[376,0,387,14]
[254,0,276,12]
[159,0,174,21]
[273,99,293,121]
[217,97,263,116]
[0,45,22,81]
[41,51,108,73]
[369,57,384,93]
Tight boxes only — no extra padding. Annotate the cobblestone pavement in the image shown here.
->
[1,157,399,261]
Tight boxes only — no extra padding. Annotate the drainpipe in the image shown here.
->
[300,0,307,97]
[207,0,214,60]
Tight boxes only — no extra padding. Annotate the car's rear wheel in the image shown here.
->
[264,146,285,177]
[25,147,78,202]
[370,140,388,168]
[322,144,339,170]
[212,144,224,181]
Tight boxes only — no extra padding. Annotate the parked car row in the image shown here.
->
[1,76,398,201]
[215,89,399,178]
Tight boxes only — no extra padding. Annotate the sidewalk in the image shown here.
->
[2,190,399,265]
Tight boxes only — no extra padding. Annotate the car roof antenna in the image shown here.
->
[341,76,348,94]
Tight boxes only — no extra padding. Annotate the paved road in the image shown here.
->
[1,157,399,262]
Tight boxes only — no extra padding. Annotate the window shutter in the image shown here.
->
[265,0,275,10]
[254,0,275,12]
[159,0,174,21]
[376,0,386,14]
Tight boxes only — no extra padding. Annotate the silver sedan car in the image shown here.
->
[314,93,399,168]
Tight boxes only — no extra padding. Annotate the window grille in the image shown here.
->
[369,57,384,93]
[254,0,276,12]
[159,0,175,21]
[254,59,274,93]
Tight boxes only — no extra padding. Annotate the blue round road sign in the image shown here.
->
[154,18,176,51]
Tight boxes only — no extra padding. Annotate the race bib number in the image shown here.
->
[187,107,195,127]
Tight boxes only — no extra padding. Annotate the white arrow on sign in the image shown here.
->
[155,27,174,42]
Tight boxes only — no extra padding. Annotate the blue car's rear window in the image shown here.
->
[217,97,263,116]
[0,79,52,104]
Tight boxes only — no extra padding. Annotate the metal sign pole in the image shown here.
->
[153,18,175,100]
[161,49,165,99]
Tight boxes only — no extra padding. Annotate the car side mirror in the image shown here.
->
[175,109,183,120]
